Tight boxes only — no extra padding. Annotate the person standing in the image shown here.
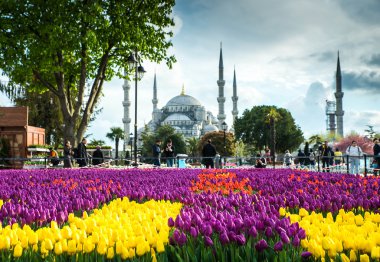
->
[202,139,217,168]
[334,148,343,169]
[92,146,104,166]
[303,142,310,167]
[163,139,175,167]
[152,139,162,167]
[373,138,380,176]
[63,141,73,168]
[77,138,89,167]
[309,149,316,170]
[48,147,60,167]
[319,141,333,172]
[254,153,267,168]
[283,150,293,167]
[297,149,306,167]
[346,140,363,175]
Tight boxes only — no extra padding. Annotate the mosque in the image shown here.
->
[121,45,239,146]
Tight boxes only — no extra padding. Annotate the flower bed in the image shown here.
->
[0,168,380,261]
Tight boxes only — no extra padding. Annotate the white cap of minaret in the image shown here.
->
[152,72,158,111]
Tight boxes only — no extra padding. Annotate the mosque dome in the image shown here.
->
[166,94,202,107]
[165,86,202,107]
[163,113,191,122]
[203,123,219,133]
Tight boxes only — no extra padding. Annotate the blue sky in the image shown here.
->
[1,0,380,144]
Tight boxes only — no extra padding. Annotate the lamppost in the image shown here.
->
[127,51,146,166]
[129,132,133,164]
[222,121,227,166]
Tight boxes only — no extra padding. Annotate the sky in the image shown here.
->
[1,0,380,145]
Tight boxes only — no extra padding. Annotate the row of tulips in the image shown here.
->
[0,197,181,261]
[1,168,380,261]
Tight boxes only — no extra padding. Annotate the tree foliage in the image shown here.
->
[234,105,304,153]
[106,127,124,159]
[198,131,236,157]
[140,125,187,161]
[0,0,176,146]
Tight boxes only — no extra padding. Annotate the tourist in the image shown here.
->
[264,147,271,164]
[77,138,89,167]
[346,140,363,175]
[303,142,310,167]
[318,141,333,172]
[283,150,293,167]
[163,139,175,167]
[48,147,60,167]
[334,148,343,168]
[202,139,217,168]
[373,138,380,176]
[63,140,73,168]
[92,146,104,166]
[309,149,316,170]
[297,149,306,167]
[152,139,162,167]
[254,153,266,168]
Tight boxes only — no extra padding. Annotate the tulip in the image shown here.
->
[273,241,283,252]
[220,231,230,245]
[168,217,175,227]
[54,242,63,255]
[204,236,214,247]
[13,243,23,258]
[248,225,258,238]
[255,239,268,252]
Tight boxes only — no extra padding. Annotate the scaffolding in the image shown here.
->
[326,100,336,135]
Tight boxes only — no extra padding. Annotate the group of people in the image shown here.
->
[284,138,380,175]
[151,139,176,167]
[48,138,104,168]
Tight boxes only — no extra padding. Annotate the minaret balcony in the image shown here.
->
[122,101,131,106]
[217,97,226,103]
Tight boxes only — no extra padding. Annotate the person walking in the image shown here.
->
[163,139,175,167]
[92,146,104,166]
[346,140,363,175]
[334,148,343,170]
[152,139,162,167]
[309,149,316,170]
[303,142,311,167]
[297,149,306,167]
[372,138,380,176]
[77,138,89,167]
[202,139,217,168]
[319,141,333,172]
[63,140,73,168]
[283,150,293,167]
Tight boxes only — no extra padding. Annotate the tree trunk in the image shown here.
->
[115,138,119,159]
[270,117,276,164]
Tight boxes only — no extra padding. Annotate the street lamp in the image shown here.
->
[222,121,227,166]
[127,51,146,167]
[129,132,133,164]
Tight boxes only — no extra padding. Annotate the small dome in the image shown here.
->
[163,113,191,122]
[203,124,219,132]
[166,94,202,107]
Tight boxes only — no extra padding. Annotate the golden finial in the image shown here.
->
[181,84,185,95]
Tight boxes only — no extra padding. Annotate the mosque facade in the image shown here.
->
[122,45,239,146]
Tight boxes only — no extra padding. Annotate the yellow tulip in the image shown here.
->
[371,246,380,259]
[20,235,28,249]
[83,238,95,253]
[32,244,38,252]
[28,232,38,245]
[340,253,350,262]
[54,242,63,255]
[61,239,68,252]
[360,254,370,262]
[107,247,115,259]
[13,243,22,258]
[97,241,107,255]
[44,238,54,251]
[350,250,358,261]
[116,240,123,255]
[355,215,364,226]
[129,248,136,258]
[156,239,165,253]
[67,239,77,254]
[62,226,72,239]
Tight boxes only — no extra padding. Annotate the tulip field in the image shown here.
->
[0,168,380,261]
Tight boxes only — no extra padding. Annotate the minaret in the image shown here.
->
[122,70,132,152]
[231,66,239,126]
[152,72,161,127]
[152,72,158,111]
[217,42,226,129]
[335,51,344,137]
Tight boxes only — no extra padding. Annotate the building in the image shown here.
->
[122,44,239,143]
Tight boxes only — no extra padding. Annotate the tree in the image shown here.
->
[106,127,124,159]
[266,108,281,161]
[0,0,176,146]
[234,105,304,153]
[186,137,200,158]
[365,125,377,139]
[140,125,186,162]
[88,139,106,147]
[198,131,236,157]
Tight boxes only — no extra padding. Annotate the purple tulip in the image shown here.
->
[292,235,300,247]
[301,251,312,258]
[273,241,283,252]
[265,227,273,238]
[204,236,214,247]
[280,232,290,244]
[236,234,246,245]
[168,217,175,227]
[255,239,268,252]
[220,231,230,245]
[190,226,199,238]
[248,225,258,238]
